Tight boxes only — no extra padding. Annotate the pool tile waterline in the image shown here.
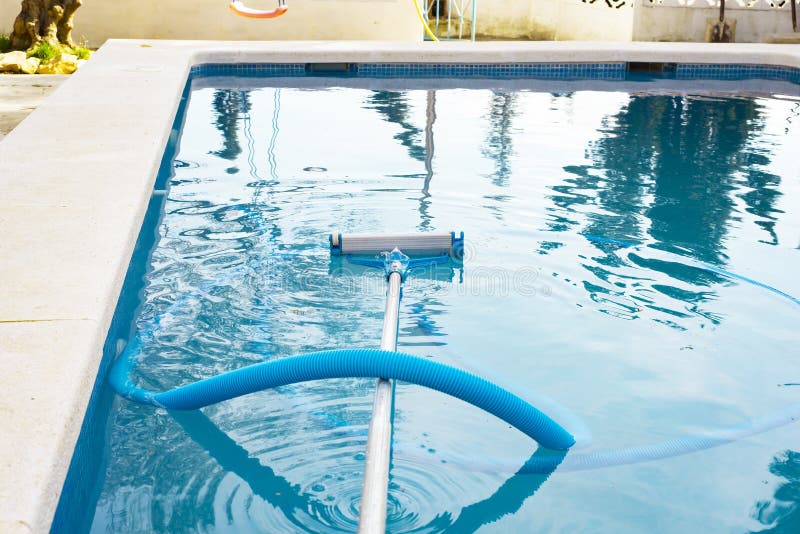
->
[190,62,800,83]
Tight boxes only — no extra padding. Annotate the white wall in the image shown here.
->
[2,0,796,46]
[453,0,797,42]
[0,0,422,47]
[463,0,635,41]
[633,2,798,43]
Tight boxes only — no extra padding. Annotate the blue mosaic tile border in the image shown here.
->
[190,63,308,77]
[356,62,627,79]
[676,63,800,83]
[189,62,800,84]
[189,62,628,80]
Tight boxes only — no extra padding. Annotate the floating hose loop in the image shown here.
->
[229,0,288,19]
[581,234,800,307]
[110,346,575,450]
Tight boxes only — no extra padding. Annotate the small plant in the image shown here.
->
[28,41,62,62]
[72,46,91,60]
[71,36,92,60]
[0,32,11,54]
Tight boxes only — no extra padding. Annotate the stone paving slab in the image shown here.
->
[0,74,68,141]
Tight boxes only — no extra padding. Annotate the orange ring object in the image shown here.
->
[229,0,288,18]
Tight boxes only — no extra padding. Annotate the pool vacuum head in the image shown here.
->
[329,231,465,259]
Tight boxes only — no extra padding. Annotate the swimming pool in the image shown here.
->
[52,63,800,532]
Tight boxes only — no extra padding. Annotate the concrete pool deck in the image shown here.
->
[1,40,799,533]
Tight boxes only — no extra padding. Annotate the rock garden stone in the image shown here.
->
[36,53,79,75]
[0,51,41,74]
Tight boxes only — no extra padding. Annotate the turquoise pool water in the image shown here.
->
[74,76,799,532]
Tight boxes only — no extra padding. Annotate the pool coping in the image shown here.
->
[1,40,799,533]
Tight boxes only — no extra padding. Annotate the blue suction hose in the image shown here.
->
[109,340,575,451]
[109,232,574,451]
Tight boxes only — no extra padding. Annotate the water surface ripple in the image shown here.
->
[90,83,800,533]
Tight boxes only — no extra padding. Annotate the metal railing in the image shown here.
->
[423,0,479,41]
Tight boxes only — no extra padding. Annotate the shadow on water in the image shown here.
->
[172,410,564,533]
[751,450,800,533]
[439,447,565,533]
[170,410,315,531]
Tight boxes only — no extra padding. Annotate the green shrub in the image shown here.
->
[28,41,61,62]
[0,32,11,54]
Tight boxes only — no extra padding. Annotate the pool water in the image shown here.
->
[83,78,799,532]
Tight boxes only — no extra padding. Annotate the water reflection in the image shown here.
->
[366,91,426,162]
[210,90,251,161]
[441,448,565,532]
[583,95,782,262]
[482,92,518,188]
[543,94,788,325]
[737,160,783,247]
[644,96,753,263]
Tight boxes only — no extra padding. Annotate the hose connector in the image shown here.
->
[382,247,410,280]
